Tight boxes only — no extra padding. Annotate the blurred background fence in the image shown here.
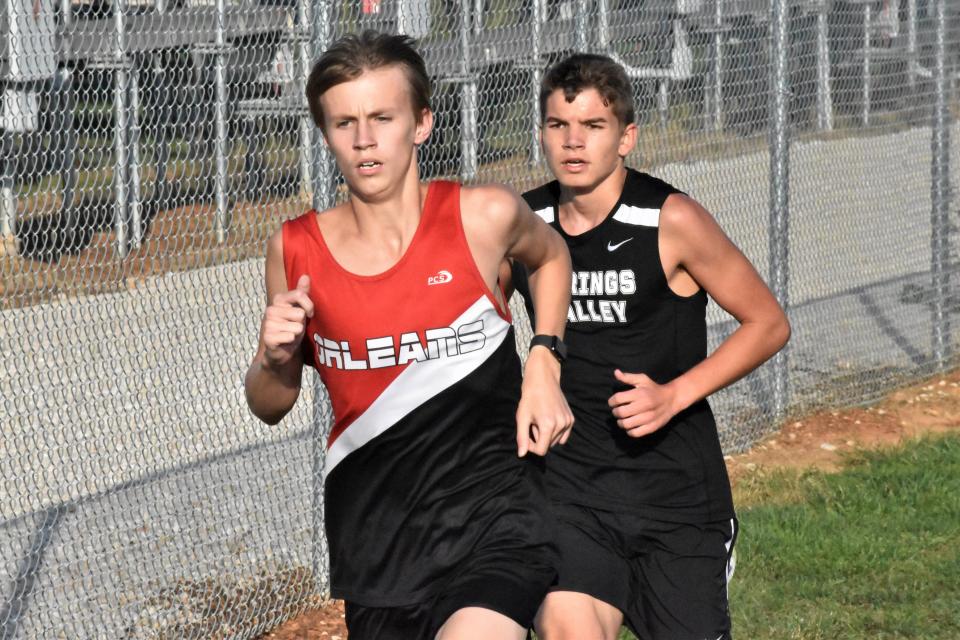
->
[1,0,958,637]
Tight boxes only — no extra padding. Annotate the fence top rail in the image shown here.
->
[4,0,840,78]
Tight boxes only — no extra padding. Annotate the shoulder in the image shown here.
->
[660,193,710,225]
[521,180,559,212]
[623,168,684,208]
[659,193,725,249]
[460,182,525,225]
[267,227,285,259]
[279,209,322,237]
[271,207,335,262]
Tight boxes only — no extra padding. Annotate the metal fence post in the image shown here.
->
[58,68,78,236]
[575,0,589,52]
[769,0,791,420]
[907,0,918,92]
[213,0,230,244]
[297,0,313,198]
[472,0,483,34]
[862,2,871,127]
[311,0,332,213]
[309,0,333,596]
[113,0,130,258]
[0,131,14,242]
[459,0,478,181]
[712,0,724,131]
[930,0,951,368]
[815,0,833,131]
[524,0,545,166]
[129,66,143,250]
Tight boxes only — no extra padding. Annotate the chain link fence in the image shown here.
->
[1,0,957,636]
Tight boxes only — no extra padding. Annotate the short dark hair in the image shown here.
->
[539,53,635,126]
[305,30,431,129]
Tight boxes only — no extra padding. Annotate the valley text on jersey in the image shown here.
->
[568,269,635,323]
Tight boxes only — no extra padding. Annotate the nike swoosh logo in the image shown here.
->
[607,238,633,252]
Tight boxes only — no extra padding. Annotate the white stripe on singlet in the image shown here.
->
[612,203,660,227]
[532,206,554,223]
[324,296,511,478]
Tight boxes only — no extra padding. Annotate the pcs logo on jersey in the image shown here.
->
[427,270,453,286]
[313,320,486,370]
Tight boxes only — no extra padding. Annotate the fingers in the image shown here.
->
[296,274,311,292]
[270,275,315,318]
[549,409,573,447]
[263,317,308,349]
[519,411,574,456]
[262,282,313,354]
[609,373,647,409]
[614,368,649,386]
[295,275,315,318]
[624,424,660,438]
[615,410,655,431]
[528,423,550,457]
[264,331,299,349]
[610,398,648,419]
[267,303,309,324]
[273,289,315,319]
[516,407,531,457]
[263,275,315,354]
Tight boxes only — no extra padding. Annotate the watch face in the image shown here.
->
[555,339,568,361]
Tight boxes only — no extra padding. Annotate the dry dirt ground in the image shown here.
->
[255,369,960,639]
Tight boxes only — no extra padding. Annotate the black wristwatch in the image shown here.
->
[529,334,567,364]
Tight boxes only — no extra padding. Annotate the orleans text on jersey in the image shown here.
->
[312,320,487,371]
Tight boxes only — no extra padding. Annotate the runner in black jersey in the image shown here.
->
[506,54,791,640]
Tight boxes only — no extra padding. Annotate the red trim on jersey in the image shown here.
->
[281,181,513,452]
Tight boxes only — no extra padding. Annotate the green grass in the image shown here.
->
[592,436,960,640]
[728,435,960,639]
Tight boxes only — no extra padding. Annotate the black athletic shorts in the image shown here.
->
[550,502,738,640]
[344,546,555,640]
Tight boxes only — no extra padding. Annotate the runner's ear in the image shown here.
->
[414,108,434,145]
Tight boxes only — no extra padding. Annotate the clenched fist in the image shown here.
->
[261,274,315,369]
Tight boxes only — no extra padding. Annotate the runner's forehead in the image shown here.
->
[544,88,616,122]
[320,66,416,115]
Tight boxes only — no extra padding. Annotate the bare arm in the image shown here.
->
[610,194,791,436]
[461,184,574,455]
[503,199,571,344]
[244,231,314,425]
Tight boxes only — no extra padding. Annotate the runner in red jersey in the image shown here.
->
[244,31,573,640]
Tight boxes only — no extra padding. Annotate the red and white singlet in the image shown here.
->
[282,181,550,606]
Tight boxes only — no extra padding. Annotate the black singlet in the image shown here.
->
[513,169,734,523]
